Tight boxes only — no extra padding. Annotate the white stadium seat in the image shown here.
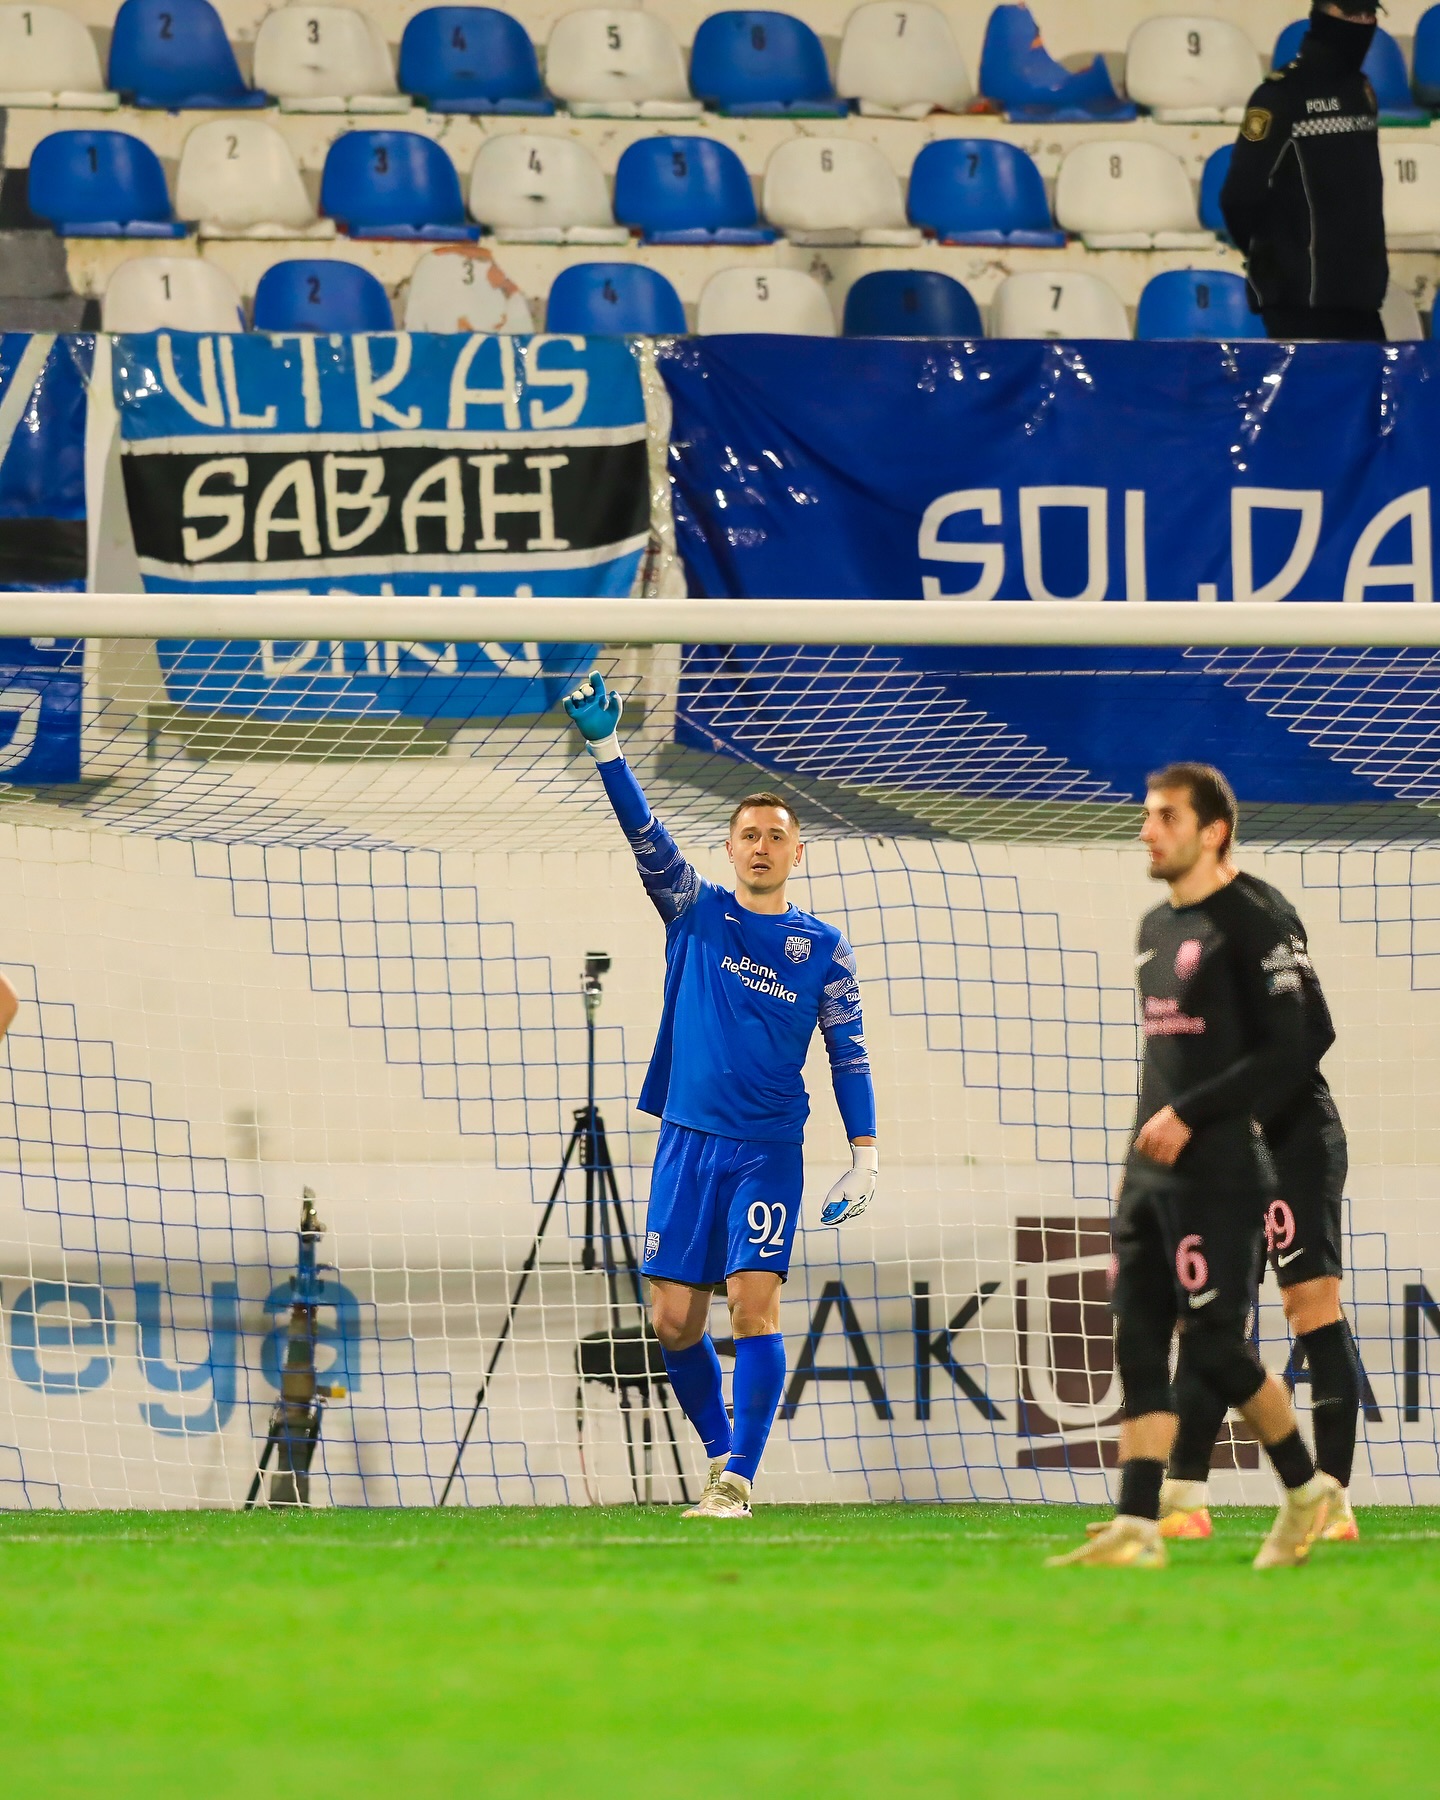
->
[1124,16,1261,124]
[176,119,334,240]
[835,2,972,119]
[402,247,535,331]
[1383,143,1440,251]
[697,268,836,336]
[545,8,700,118]
[253,6,408,113]
[990,271,1130,340]
[1054,140,1213,250]
[467,134,628,244]
[762,138,920,246]
[1382,280,1424,342]
[101,256,245,333]
[0,4,117,108]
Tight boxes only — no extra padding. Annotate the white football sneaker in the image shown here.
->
[1047,1515,1166,1568]
[1253,1473,1342,1568]
[681,1468,752,1519]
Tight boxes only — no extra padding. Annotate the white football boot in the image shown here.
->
[681,1467,752,1519]
[1253,1473,1342,1568]
[1048,1515,1166,1568]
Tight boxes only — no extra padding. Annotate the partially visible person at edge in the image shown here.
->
[1222,0,1388,343]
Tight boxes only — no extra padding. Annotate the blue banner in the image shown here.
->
[659,339,1440,809]
[0,333,91,783]
[112,331,655,721]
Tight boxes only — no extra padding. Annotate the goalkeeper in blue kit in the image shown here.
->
[565,672,878,1519]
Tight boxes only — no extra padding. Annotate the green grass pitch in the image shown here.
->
[3,1504,1439,1798]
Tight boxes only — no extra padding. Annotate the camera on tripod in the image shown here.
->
[582,950,610,1016]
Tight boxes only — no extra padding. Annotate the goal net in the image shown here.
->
[0,596,1437,1510]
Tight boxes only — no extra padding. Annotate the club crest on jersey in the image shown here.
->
[784,935,812,964]
[645,1231,661,1263]
[1174,939,1203,982]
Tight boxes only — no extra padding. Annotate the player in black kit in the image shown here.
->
[1161,872,1361,1544]
[1050,765,1342,1570]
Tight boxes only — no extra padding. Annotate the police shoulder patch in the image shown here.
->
[1241,106,1273,141]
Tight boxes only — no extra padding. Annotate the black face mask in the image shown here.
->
[1306,6,1378,65]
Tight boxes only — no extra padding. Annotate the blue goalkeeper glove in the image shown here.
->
[820,1145,877,1226]
[564,671,622,751]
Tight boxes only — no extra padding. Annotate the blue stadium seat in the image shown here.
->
[545,262,687,334]
[253,258,395,331]
[1416,5,1440,109]
[398,7,554,114]
[320,131,478,240]
[978,3,1136,122]
[1135,270,1263,340]
[689,11,846,116]
[29,129,186,237]
[1199,143,1233,235]
[108,0,266,109]
[842,269,982,337]
[1272,19,1424,123]
[613,135,776,243]
[906,139,1064,246]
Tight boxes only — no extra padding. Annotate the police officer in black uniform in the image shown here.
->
[1221,1,1387,341]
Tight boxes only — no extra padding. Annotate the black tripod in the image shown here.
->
[439,952,688,1506]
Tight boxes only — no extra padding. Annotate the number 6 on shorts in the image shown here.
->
[1176,1232,1209,1293]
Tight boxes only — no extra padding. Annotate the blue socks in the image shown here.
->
[661,1337,732,1461]
[726,1333,787,1484]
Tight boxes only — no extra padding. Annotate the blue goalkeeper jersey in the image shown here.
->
[597,755,875,1146]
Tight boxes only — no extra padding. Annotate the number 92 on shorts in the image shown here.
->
[642,1122,805,1287]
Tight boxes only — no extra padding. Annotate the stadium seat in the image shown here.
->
[842,268,982,337]
[1382,280,1425,341]
[1199,142,1233,235]
[321,131,477,240]
[253,6,408,113]
[1124,15,1260,123]
[1382,143,1440,248]
[689,11,846,117]
[545,8,700,117]
[1415,5,1440,109]
[545,261,686,334]
[835,2,972,118]
[1272,20,1424,124]
[398,8,552,114]
[252,258,394,331]
[0,4,118,107]
[990,270,1130,340]
[176,119,334,241]
[29,130,186,237]
[978,3,1136,122]
[613,135,776,244]
[108,0,265,109]
[906,139,1063,247]
[468,134,627,243]
[100,254,244,331]
[402,247,534,330]
[1054,141,1213,250]
[697,267,835,335]
[1135,269,1262,340]
[762,138,918,246]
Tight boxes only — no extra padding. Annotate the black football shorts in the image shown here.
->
[1113,1161,1266,1331]
[1265,1115,1347,1288]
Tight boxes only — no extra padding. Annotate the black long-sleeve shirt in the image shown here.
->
[1131,879,1312,1188]
[1231,870,1342,1151]
[1220,11,1386,313]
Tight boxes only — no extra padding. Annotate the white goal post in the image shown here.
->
[2,596,1440,644]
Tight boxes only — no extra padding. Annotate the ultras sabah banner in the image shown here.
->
[110,331,661,722]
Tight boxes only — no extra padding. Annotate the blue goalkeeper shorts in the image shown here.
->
[642,1121,804,1287]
